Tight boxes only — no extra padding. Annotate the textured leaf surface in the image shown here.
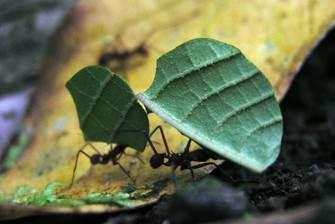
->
[66,65,148,151]
[138,38,283,172]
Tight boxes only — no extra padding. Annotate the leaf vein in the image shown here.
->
[87,111,109,132]
[67,82,96,100]
[182,68,260,121]
[151,50,240,99]
[80,75,112,127]
[86,67,105,84]
[215,91,275,129]
[247,116,282,139]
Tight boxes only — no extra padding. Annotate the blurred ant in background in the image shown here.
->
[98,43,148,72]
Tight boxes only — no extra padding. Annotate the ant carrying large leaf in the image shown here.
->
[138,38,283,173]
[148,125,222,185]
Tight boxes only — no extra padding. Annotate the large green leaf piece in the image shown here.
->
[66,65,149,151]
[137,38,283,171]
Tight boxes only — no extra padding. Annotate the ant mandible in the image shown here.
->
[147,126,222,184]
[69,143,143,188]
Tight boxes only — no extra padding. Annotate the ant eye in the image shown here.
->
[150,154,164,169]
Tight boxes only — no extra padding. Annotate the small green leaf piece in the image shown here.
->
[137,38,283,172]
[66,65,149,151]
[81,192,135,207]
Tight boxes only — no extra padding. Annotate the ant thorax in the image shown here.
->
[169,153,191,169]
[90,154,109,165]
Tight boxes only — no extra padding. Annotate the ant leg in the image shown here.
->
[183,138,192,154]
[146,140,160,147]
[69,144,92,188]
[171,166,178,189]
[149,125,170,156]
[190,162,221,171]
[189,167,195,182]
[116,151,124,160]
[147,137,159,155]
[182,139,195,181]
[116,162,136,184]
[184,162,221,182]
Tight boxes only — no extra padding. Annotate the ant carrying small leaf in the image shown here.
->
[66,65,150,188]
[69,143,145,188]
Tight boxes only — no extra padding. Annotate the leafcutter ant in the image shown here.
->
[69,143,144,188]
[147,126,222,184]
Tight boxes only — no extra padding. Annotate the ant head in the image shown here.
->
[150,153,165,169]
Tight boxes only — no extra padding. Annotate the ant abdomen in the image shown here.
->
[150,153,165,169]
